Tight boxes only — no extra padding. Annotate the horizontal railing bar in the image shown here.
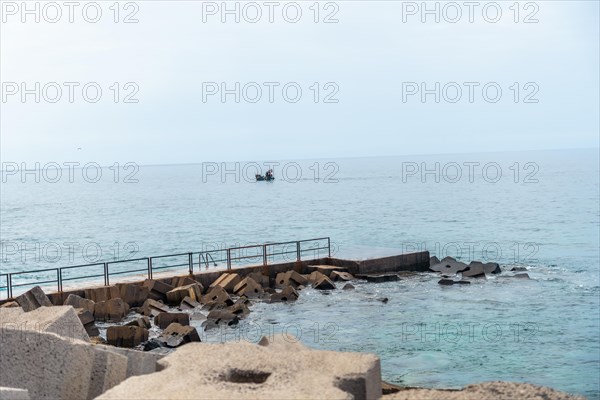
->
[60,263,105,270]
[12,279,58,288]
[8,268,58,276]
[108,257,149,265]
[227,245,263,251]
[266,250,297,257]
[300,246,329,252]
[108,268,148,277]
[151,263,188,270]
[150,253,190,259]
[61,274,106,282]
[298,237,330,243]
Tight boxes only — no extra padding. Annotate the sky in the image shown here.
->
[1,0,599,165]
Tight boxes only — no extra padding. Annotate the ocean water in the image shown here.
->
[1,149,599,398]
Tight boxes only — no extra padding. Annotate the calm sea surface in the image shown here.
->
[1,149,599,398]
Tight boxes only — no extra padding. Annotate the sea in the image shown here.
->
[1,148,599,398]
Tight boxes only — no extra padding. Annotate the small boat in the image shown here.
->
[256,169,275,181]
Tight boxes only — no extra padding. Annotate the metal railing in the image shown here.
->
[0,237,330,299]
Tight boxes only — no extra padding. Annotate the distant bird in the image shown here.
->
[77,147,82,150]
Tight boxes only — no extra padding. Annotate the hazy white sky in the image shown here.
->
[1,0,598,164]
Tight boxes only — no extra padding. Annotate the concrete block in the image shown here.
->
[84,286,120,303]
[88,345,129,399]
[330,271,355,281]
[170,277,197,288]
[15,286,52,312]
[116,283,150,307]
[0,306,89,342]
[275,270,308,288]
[77,308,100,337]
[270,286,299,302]
[209,273,241,293]
[233,277,264,298]
[64,294,95,313]
[429,257,469,275]
[125,316,151,329]
[201,286,233,306]
[307,265,348,276]
[178,296,200,311]
[154,312,189,329]
[97,336,381,400]
[313,276,336,290]
[247,272,270,287]
[140,299,170,317]
[307,270,328,284]
[142,279,174,302]
[166,283,203,305]
[0,327,128,400]
[94,298,130,322]
[105,347,165,378]
[158,323,201,348]
[106,326,149,348]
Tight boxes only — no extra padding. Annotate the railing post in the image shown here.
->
[296,241,301,261]
[327,237,331,257]
[227,249,231,270]
[104,262,109,286]
[188,252,193,275]
[262,245,267,266]
[8,274,12,299]
[58,269,62,292]
[148,258,153,279]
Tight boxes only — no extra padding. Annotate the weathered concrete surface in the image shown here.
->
[269,286,299,302]
[94,298,130,322]
[107,326,149,348]
[429,257,469,275]
[64,294,95,313]
[461,261,501,277]
[383,382,585,400]
[330,271,355,281]
[98,337,381,400]
[274,270,308,288]
[77,308,100,337]
[140,299,170,317]
[201,286,233,306]
[88,345,129,399]
[233,277,264,298]
[313,275,337,290]
[0,306,89,342]
[84,286,120,303]
[158,322,201,347]
[357,251,430,274]
[0,327,127,400]
[166,283,203,305]
[15,286,52,311]
[178,296,201,310]
[0,387,30,400]
[142,279,174,302]
[116,283,150,307]
[105,347,165,378]
[154,312,190,329]
[209,273,242,292]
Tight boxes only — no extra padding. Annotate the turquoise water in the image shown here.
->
[1,149,599,397]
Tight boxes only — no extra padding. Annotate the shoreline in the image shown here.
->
[0,252,589,399]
